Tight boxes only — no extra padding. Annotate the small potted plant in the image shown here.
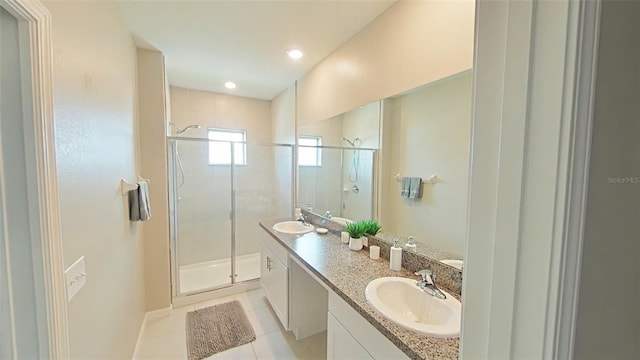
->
[360,220,381,247]
[344,221,365,251]
[361,220,381,235]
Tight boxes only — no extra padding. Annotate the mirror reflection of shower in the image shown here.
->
[169,122,201,187]
[172,123,201,135]
[341,136,361,183]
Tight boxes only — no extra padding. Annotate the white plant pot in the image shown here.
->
[349,237,363,251]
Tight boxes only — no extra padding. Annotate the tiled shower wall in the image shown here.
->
[170,87,291,266]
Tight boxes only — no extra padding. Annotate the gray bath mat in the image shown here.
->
[185,300,256,360]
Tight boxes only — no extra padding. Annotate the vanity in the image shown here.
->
[259,218,461,360]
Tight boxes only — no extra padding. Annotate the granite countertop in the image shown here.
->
[259,219,460,360]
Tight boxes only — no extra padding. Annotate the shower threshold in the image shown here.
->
[179,252,261,294]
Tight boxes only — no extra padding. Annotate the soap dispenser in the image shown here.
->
[405,236,417,252]
[390,240,402,271]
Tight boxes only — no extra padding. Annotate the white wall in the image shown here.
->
[170,87,276,266]
[270,85,296,216]
[300,114,343,146]
[380,72,472,256]
[271,85,296,145]
[137,49,171,311]
[341,101,380,149]
[297,0,474,124]
[44,1,145,358]
[574,1,640,358]
[298,116,343,215]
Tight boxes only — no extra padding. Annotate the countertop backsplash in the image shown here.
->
[301,209,463,298]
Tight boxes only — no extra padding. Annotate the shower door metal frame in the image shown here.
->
[167,138,180,298]
[168,136,294,299]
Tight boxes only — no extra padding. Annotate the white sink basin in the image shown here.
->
[365,277,461,338]
[329,217,353,226]
[272,221,314,235]
[441,259,463,270]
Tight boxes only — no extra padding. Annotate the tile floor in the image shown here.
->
[135,288,327,360]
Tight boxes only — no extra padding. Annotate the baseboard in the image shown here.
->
[145,305,173,320]
[131,305,172,359]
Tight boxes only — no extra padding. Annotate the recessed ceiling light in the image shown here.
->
[286,49,304,60]
[224,81,237,89]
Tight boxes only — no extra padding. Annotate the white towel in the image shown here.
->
[128,180,151,222]
[409,177,422,199]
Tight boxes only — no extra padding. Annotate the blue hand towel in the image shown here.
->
[409,177,422,199]
[401,177,411,198]
[137,180,151,221]
[128,180,151,222]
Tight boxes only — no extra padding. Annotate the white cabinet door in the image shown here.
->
[327,313,373,360]
[328,292,409,359]
[261,244,288,329]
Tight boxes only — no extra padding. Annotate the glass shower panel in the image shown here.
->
[173,138,233,295]
[232,143,292,283]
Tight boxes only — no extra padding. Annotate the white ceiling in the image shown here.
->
[119,0,396,100]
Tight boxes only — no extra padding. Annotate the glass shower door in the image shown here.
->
[232,142,292,283]
[170,138,294,297]
[170,138,233,295]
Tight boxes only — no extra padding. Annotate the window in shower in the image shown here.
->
[208,128,247,165]
[298,135,322,166]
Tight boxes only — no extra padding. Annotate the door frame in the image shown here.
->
[461,0,600,358]
[0,0,69,357]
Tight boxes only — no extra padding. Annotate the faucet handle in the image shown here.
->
[415,269,433,282]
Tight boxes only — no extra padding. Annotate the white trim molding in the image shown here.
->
[549,1,601,358]
[0,0,70,358]
[131,305,172,359]
[461,0,600,358]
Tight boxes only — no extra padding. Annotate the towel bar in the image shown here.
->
[120,176,150,196]
[394,174,437,185]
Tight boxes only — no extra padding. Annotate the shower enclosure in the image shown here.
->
[168,136,293,297]
[297,145,376,221]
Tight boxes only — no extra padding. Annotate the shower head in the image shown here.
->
[177,124,201,134]
[169,123,201,135]
[341,137,361,147]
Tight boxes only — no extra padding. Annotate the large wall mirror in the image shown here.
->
[298,101,381,222]
[298,70,473,267]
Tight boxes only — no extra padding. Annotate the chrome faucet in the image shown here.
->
[297,213,310,226]
[415,269,446,299]
[324,210,332,219]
